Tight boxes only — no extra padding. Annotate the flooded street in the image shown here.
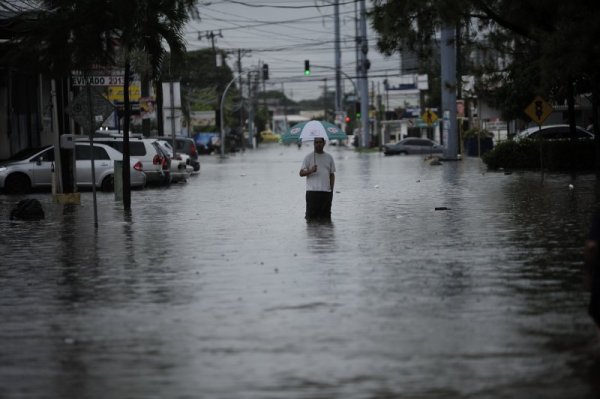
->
[2,143,600,398]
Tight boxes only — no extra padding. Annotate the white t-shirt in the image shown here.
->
[301,151,336,192]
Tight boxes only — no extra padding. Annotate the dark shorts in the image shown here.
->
[305,191,333,221]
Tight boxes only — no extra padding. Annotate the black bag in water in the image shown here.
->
[10,199,45,221]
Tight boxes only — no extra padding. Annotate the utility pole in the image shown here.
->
[237,49,244,133]
[323,79,328,119]
[198,30,223,132]
[358,0,370,148]
[262,61,267,131]
[247,71,256,148]
[441,26,458,159]
[334,0,342,125]
[281,82,288,132]
[236,49,251,151]
[237,50,244,152]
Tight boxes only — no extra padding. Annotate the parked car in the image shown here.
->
[0,143,145,194]
[154,139,192,183]
[153,136,200,172]
[83,135,171,185]
[172,137,200,171]
[383,137,444,155]
[515,124,593,140]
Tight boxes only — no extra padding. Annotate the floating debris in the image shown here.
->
[424,155,442,165]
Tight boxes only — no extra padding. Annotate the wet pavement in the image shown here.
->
[2,143,600,398]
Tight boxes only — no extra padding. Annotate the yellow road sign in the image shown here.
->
[107,85,141,102]
[525,96,553,125]
[422,109,438,125]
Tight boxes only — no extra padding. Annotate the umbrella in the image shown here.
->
[280,120,347,144]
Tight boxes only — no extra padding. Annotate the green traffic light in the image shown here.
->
[304,60,310,76]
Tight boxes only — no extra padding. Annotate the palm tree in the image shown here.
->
[110,0,195,209]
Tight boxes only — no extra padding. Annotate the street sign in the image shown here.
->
[422,109,438,126]
[66,87,115,133]
[71,69,140,87]
[525,96,553,125]
[72,75,133,86]
[107,85,142,102]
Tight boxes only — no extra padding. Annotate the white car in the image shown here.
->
[154,139,193,183]
[85,135,172,186]
[0,143,146,194]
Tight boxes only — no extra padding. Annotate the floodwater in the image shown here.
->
[1,143,600,399]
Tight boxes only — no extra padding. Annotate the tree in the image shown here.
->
[370,0,600,132]
[162,49,238,133]
[3,0,199,208]
[108,0,196,210]
[2,0,122,193]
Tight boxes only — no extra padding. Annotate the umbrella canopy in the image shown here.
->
[280,120,347,144]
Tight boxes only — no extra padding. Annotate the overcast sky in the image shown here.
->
[184,0,404,102]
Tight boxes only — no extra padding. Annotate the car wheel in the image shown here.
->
[5,174,31,194]
[193,164,200,172]
[101,175,114,192]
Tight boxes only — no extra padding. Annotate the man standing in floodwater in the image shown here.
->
[299,137,335,221]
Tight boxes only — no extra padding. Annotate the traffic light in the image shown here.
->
[355,102,361,120]
[344,115,351,124]
[262,64,269,80]
[304,60,310,76]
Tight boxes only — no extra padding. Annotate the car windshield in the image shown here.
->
[6,146,50,161]
[152,141,170,157]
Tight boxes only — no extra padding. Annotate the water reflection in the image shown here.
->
[305,220,336,255]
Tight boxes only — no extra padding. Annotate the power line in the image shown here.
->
[218,0,357,9]
[187,10,354,31]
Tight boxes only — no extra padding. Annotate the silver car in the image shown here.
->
[515,124,593,141]
[383,137,444,155]
[0,143,146,194]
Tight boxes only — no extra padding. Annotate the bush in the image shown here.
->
[481,139,596,171]
[462,128,494,139]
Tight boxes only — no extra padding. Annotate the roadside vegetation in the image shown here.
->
[370,0,600,172]
[482,139,595,171]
